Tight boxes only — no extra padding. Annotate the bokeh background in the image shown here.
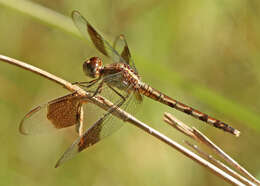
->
[0,0,260,185]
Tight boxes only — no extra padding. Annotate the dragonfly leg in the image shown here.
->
[71,79,103,99]
[89,84,131,126]
[90,81,104,97]
[72,78,100,89]
[97,85,131,124]
[84,87,130,136]
[102,93,128,118]
[107,84,127,101]
[72,79,96,85]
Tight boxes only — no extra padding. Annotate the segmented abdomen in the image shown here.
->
[139,82,240,136]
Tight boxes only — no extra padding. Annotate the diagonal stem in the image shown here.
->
[0,54,245,186]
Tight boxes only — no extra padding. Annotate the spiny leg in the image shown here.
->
[72,79,98,85]
[89,80,128,100]
[107,84,127,101]
[91,81,104,97]
[89,71,127,98]
[72,78,103,98]
[72,78,100,89]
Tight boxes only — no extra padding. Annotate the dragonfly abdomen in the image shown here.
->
[139,83,240,136]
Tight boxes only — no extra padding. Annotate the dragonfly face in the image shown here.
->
[83,57,103,78]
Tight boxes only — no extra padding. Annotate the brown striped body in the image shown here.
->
[138,83,239,136]
[101,62,240,136]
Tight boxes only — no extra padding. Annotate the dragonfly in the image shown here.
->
[20,10,240,168]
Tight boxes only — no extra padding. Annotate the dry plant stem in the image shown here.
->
[164,112,197,139]
[0,54,244,186]
[164,113,260,185]
[185,141,256,186]
[192,129,260,185]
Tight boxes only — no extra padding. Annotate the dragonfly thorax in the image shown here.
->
[83,57,104,78]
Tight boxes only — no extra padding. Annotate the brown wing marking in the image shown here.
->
[86,22,108,56]
[19,94,87,135]
[47,94,83,129]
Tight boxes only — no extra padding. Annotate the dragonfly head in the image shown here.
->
[83,57,103,78]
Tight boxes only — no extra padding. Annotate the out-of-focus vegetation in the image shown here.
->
[0,0,259,185]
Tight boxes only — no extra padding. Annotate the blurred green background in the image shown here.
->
[0,0,260,185]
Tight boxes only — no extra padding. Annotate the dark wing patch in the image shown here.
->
[86,21,108,56]
[19,94,86,135]
[47,94,83,129]
[113,34,138,73]
[72,10,124,63]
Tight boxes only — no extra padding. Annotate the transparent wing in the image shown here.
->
[55,88,142,167]
[20,71,126,135]
[19,93,86,135]
[72,10,131,65]
[113,34,138,73]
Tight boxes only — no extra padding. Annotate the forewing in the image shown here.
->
[72,10,124,63]
[19,94,85,135]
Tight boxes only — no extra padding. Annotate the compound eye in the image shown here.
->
[83,57,103,78]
